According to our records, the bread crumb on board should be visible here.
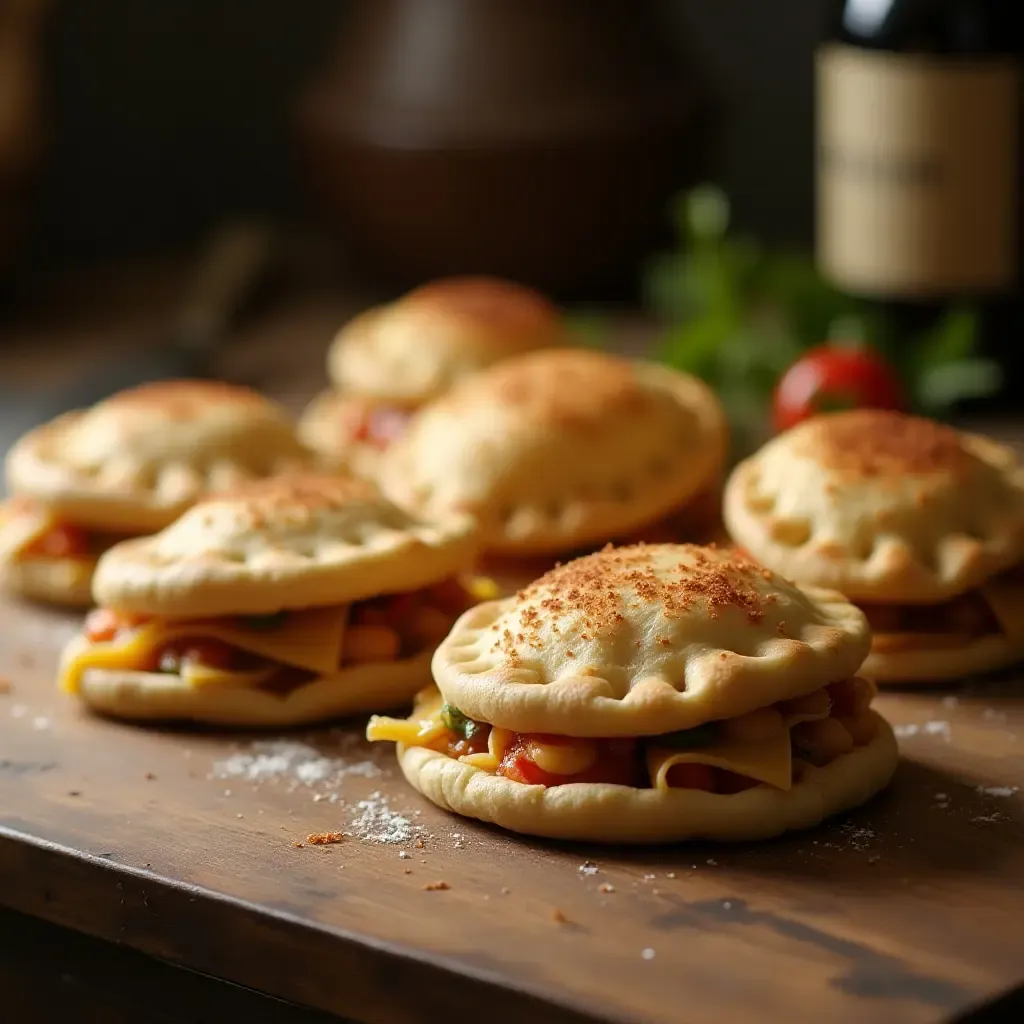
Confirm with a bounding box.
[306,831,346,846]
[0,677,12,695]
[423,880,450,891]
[551,908,570,924]
[599,883,616,894]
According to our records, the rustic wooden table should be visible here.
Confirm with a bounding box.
[1,264,1024,1024]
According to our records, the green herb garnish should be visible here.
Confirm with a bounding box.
[634,184,1001,453]
[241,611,289,631]
[440,703,482,741]
[654,722,720,751]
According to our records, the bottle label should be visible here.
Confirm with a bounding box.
[817,43,1019,297]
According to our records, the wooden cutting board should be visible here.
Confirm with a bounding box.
[2,586,1024,1024]
[2,267,1024,1022]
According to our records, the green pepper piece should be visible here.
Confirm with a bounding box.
[440,703,482,741]
[654,721,720,750]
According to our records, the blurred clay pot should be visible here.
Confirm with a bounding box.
[299,0,713,298]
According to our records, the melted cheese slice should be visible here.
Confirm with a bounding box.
[980,575,1024,638]
[179,606,350,674]
[60,605,349,693]
[367,686,449,746]
[647,708,793,791]
[179,660,278,689]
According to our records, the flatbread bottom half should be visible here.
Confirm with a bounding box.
[397,712,899,843]
[77,649,433,727]
[2,557,94,607]
[864,633,1023,684]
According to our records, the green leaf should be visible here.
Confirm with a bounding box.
[916,358,1003,412]
[913,306,980,372]
[675,184,730,246]
[440,703,482,741]
[657,312,734,377]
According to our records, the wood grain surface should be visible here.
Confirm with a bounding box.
[4,577,1024,1024]
[2,265,1024,1024]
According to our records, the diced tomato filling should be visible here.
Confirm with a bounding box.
[497,735,643,788]
[84,607,152,644]
[349,578,476,658]
[23,522,92,559]
[443,725,492,759]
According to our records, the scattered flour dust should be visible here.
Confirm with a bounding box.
[209,733,384,793]
[976,785,1019,798]
[837,822,878,851]
[346,791,422,844]
[209,734,431,846]
[894,721,951,742]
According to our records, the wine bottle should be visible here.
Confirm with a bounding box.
[816,0,1022,387]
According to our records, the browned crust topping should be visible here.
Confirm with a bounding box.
[808,410,970,478]
[403,276,559,334]
[102,380,273,419]
[208,474,380,522]
[494,544,775,662]
[484,350,649,427]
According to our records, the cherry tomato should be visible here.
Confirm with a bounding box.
[772,344,906,433]
[25,523,91,559]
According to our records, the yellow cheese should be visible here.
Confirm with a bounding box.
[466,575,501,602]
[0,500,56,561]
[980,575,1024,638]
[59,604,349,693]
[488,727,516,763]
[367,687,448,746]
[647,713,793,791]
[459,725,516,773]
[459,752,500,771]
[525,737,596,776]
[180,660,277,689]
[59,629,160,693]
[181,606,349,675]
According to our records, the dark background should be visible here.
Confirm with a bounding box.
[27,0,823,269]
